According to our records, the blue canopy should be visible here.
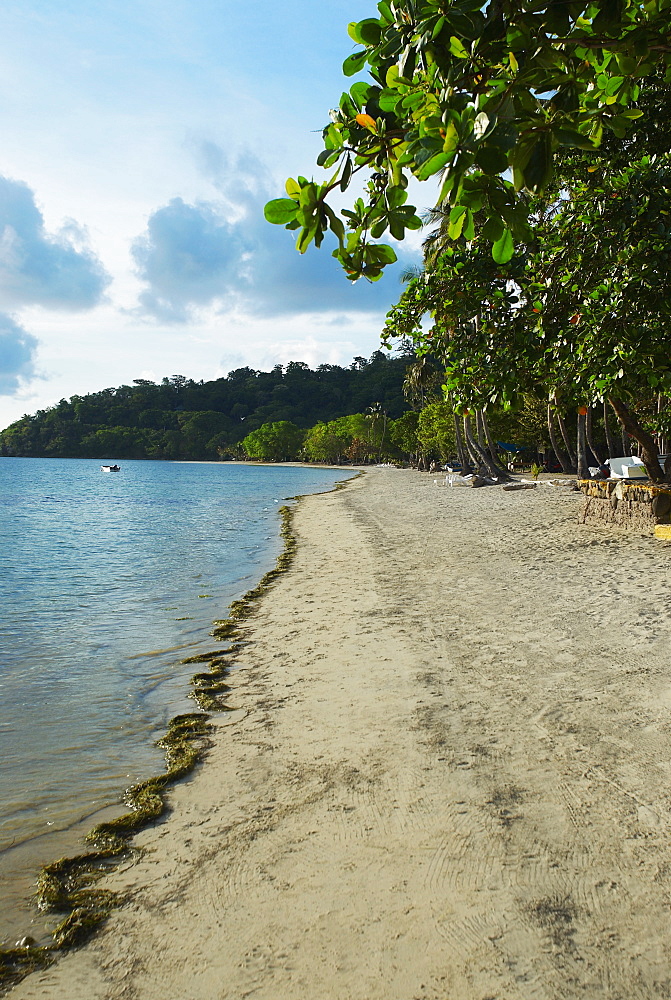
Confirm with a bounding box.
[496,441,525,453]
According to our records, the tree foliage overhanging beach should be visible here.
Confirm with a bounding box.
[264,0,671,481]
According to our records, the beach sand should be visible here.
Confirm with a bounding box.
[10,467,671,999]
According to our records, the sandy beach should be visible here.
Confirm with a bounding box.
[10,467,671,1000]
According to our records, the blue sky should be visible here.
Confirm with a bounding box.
[0,0,424,429]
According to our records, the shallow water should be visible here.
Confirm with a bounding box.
[0,458,351,943]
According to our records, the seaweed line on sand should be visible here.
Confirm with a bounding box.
[0,713,212,991]
[0,471,361,992]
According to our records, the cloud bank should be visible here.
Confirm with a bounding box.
[132,147,416,323]
[0,176,110,311]
[131,198,243,322]
[0,314,38,395]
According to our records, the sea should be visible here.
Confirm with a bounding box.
[0,457,352,944]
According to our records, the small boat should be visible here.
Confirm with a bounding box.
[100,464,121,472]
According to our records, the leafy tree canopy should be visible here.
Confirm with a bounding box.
[241,421,306,462]
[265,0,671,277]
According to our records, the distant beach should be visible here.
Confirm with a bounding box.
[10,467,671,1000]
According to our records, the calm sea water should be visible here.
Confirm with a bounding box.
[0,458,351,943]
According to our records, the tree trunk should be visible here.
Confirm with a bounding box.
[556,406,577,467]
[621,426,631,457]
[577,411,590,479]
[603,399,617,459]
[547,403,575,474]
[476,409,487,452]
[479,408,511,479]
[453,412,472,474]
[463,414,484,471]
[609,396,665,482]
[657,394,668,455]
[585,406,603,465]
[463,413,498,477]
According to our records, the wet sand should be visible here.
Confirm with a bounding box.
[10,468,671,999]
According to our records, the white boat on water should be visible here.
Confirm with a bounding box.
[100,464,121,472]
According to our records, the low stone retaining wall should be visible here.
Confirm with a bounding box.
[579,480,671,530]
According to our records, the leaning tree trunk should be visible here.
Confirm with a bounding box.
[577,411,590,479]
[603,400,617,459]
[476,410,489,455]
[463,413,501,478]
[479,408,511,479]
[585,406,603,465]
[557,407,577,468]
[453,412,473,474]
[547,403,575,474]
[609,396,665,482]
[463,414,485,471]
[657,394,669,455]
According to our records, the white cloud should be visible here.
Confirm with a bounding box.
[0,176,110,311]
[131,147,418,324]
[0,313,39,395]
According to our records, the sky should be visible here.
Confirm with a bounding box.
[0,0,427,429]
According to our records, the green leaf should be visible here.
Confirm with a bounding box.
[385,64,401,88]
[521,134,553,193]
[492,228,514,263]
[285,178,300,198]
[417,151,450,180]
[387,186,408,208]
[462,208,475,241]
[343,51,367,77]
[442,121,460,155]
[389,215,405,240]
[605,75,625,96]
[379,89,400,112]
[340,156,353,191]
[449,36,469,58]
[323,124,344,150]
[475,145,508,174]
[350,81,373,110]
[324,204,346,246]
[554,128,595,151]
[317,149,341,167]
[296,221,318,253]
[448,205,467,239]
[368,243,397,265]
[264,199,298,225]
[357,19,382,45]
[482,215,505,242]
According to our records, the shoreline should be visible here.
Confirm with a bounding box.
[9,468,671,999]
[0,463,356,968]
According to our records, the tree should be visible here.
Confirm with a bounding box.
[381,134,671,479]
[303,420,353,463]
[416,401,457,461]
[0,353,413,459]
[389,410,421,462]
[530,152,671,478]
[241,422,306,462]
[265,0,671,278]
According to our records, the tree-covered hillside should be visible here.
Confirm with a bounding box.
[0,352,410,460]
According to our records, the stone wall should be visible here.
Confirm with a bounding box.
[579,480,671,530]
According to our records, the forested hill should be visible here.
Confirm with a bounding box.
[0,352,410,460]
